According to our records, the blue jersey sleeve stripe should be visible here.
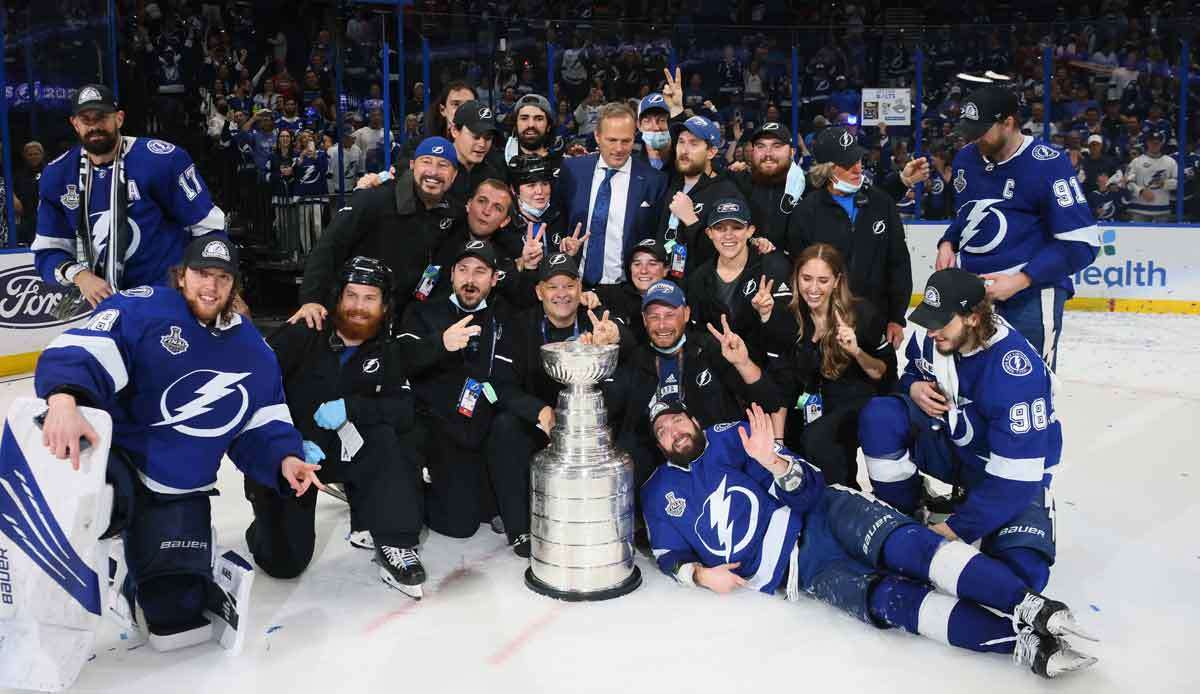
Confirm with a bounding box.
[44,334,129,392]
[985,453,1045,482]
[865,453,917,483]
[187,207,227,236]
[745,505,793,591]
[238,403,294,435]
[30,236,75,253]
[1052,224,1102,245]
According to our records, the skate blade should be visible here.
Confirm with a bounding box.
[379,567,423,600]
[1048,651,1099,678]
[1054,620,1100,643]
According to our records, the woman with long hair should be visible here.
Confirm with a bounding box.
[765,243,892,488]
[267,128,301,259]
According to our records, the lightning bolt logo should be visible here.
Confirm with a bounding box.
[957,198,1008,254]
[155,370,251,438]
[695,474,759,562]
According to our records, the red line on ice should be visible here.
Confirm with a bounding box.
[487,604,564,666]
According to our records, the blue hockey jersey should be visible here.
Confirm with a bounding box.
[32,137,226,289]
[641,423,823,594]
[942,136,1100,298]
[888,318,1061,543]
[34,287,304,495]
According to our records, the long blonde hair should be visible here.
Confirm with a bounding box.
[806,162,837,189]
[788,243,858,379]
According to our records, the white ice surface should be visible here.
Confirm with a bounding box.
[3,312,1199,693]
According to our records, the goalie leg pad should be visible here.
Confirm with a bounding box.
[122,489,213,633]
[0,397,114,691]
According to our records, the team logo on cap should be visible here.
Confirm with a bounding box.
[478,107,492,119]
[962,102,980,120]
[465,240,486,250]
[839,131,855,149]
[549,253,568,265]
[636,239,657,248]
[78,86,102,104]
[1001,350,1033,377]
[716,201,740,213]
[202,240,231,262]
[872,220,886,235]
[762,123,780,131]
[923,286,941,308]
[650,281,674,293]
[650,94,664,104]
[432,145,445,154]
[688,116,706,127]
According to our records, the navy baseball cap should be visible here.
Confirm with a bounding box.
[909,268,986,331]
[955,86,1019,141]
[453,100,499,135]
[453,239,499,269]
[812,126,867,167]
[671,114,723,148]
[642,279,686,310]
[414,136,458,166]
[707,197,751,227]
[648,397,689,426]
[72,84,118,116]
[538,252,581,282]
[629,238,668,269]
[750,121,793,144]
[183,237,239,276]
[638,93,669,119]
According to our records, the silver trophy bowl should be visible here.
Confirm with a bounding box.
[525,342,642,601]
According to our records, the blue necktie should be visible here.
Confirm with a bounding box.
[583,167,617,285]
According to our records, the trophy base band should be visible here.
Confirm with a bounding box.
[524,566,642,602]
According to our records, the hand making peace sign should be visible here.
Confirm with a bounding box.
[706,314,751,367]
[750,274,775,323]
[559,222,590,257]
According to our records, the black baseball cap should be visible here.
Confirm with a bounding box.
[955,86,1019,141]
[811,126,867,167]
[453,239,499,269]
[453,100,499,135]
[707,197,752,227]
[538,252,580,282]
[908,268,986,331]
[72,84,118,116]
[628,238,668,269]
[648,398,689,426]
[182,237,239,276]
[750,122,793,144]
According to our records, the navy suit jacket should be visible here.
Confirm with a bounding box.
[559,153,668,282]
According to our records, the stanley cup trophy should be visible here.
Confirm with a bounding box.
[525,341,642,600]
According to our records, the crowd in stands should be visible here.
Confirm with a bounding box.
[3,0,1199,252]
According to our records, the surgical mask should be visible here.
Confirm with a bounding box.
[651,332,686,355]
[642,130,670,150]
[832,172,863,195]
[519,199,548,219]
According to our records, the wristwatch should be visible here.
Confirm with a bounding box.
[774,459,805,493]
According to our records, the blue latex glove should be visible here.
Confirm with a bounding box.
[314,399,347,430]
[302,440,326,465]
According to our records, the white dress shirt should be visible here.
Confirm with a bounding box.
[583,155,632,284]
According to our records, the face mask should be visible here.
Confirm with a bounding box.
[651,332,686,355]
[519,199,548,219]
[832,172,863,195]
[642,130,670,150]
